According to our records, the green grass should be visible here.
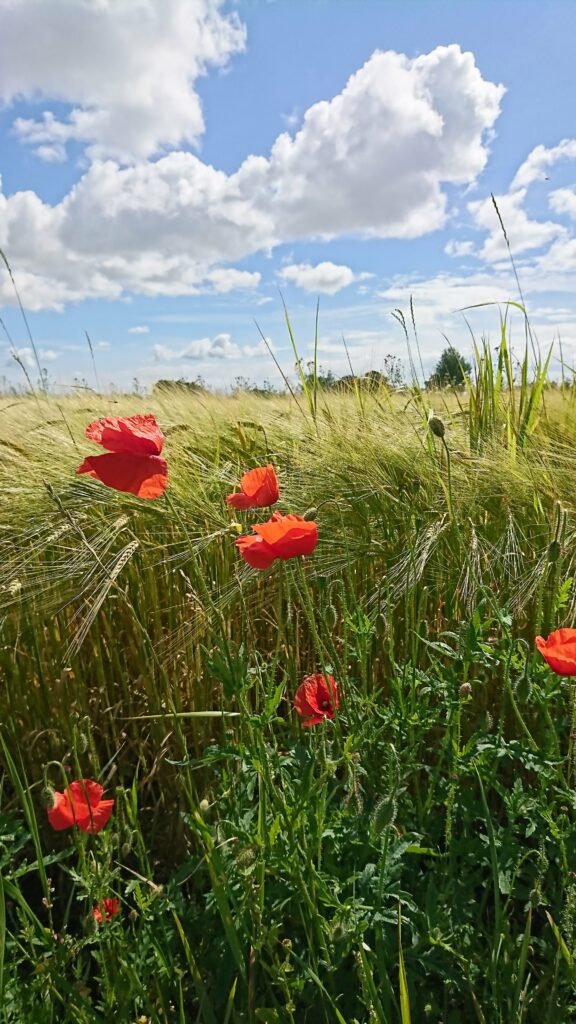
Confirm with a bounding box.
[2,347,576,1021]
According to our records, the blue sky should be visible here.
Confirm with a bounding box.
[2,0,576,390]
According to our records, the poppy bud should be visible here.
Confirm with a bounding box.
[370,794,397,838]
[324,604,338,630]
[199,799,210,813]
[548,540,561,563]
[459,682,472,698]
[121,841,132,858]
[515,673,531,701]
[41,786,55,808]
[428,416,446,439]
[302,507,318,521]
[75,733,89,755]
[374,613,386,638]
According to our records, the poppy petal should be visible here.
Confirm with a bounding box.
[76,799,115,834]
[68,780,104,808]
[294,674,339,726]
[226,492,254,510]
[86,415,164,455]
[253,513,318,558]
[77,453,168,499]
[47,792,75,831]
[536,630,576,675]
[235,534,276,569]
[240,465,279,505]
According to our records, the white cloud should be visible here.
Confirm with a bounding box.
[7,347,35,369]
[128,325,150,335]
[511,139,576,190]
[2,0,246,162]
[0,44,504,308]
[279,261,358,295]
[469,190,566,261]
[243,44,504,242]
[445,240,476,257]
[153,333,240,360]
[549,187,576,220]
[5,345,62,370]
[206,268,261,292]
[243,338,275,357]
[380,271,515,324]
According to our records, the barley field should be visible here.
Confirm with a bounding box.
[2,341,576,1022]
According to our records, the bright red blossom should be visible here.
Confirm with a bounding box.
[535,628,576,676]
[227,465,279,510]
[235,511,318,569]
[235,533,277,569]
[93,897,120,924]
[294,674,340,727]
[47,779,115,834]
[77,415,168,499]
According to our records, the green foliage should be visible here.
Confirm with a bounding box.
[2,326,576,1019]
[429,346,472,387]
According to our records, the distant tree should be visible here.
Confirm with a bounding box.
[428,346,472,388]
[231,376,279,396]
[382,354,405,388]
[301,363,340,391]
[153,377,207,395]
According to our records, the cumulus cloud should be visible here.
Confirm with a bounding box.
[445,240,476,258]
[279,262,358,294]
[0,43,504,308]
[549,187,576,220]
[469,190,566,261]
[511,139,576,190]
[6,345,61,367]
[243,338,275,357]
[206,268,261,292]
[241,44,504,243]
[2,0,246,162]
[153,333,240,360]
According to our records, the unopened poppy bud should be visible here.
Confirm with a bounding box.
[374,613,386,638]
[459,682,472,698]
[324,604,338,629]
[548,540,562,563]
[41,786,55,808]
[130,910,139,923]
[302,507,317,521]
[199,799,210,813]
[428,416,445,439]
[76,733,88,755]
[121,841,132,858]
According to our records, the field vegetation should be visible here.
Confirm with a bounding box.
[1,319,576,1021]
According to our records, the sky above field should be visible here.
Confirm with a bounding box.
[2,0,576,390]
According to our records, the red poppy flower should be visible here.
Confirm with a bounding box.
[235,533,277,569]
[535,629,576,676]
[227,465,279,510]
[253,512,318,559]
[47,779,115,834]
[77,414,168,499]
[235,511,318,570]
[294,674,340,727]
[93,897,120,924]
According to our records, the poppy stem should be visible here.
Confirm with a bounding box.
[568,678,576,786]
